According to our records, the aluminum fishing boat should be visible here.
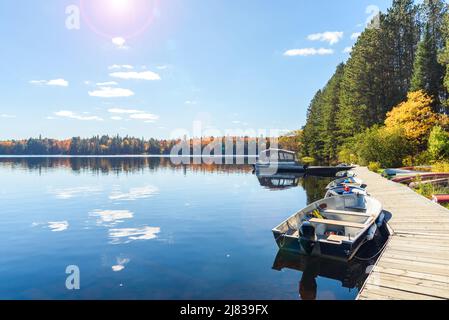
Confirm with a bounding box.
[272,194,384,261]
[325,176,365,190]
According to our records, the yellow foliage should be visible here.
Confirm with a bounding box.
[432,161,449,173]
[301,157,315,164]
[385,91,438,144]
[278,130,303,152]
[368,162,381,172]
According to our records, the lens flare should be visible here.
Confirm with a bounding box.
[80,0,159,39]
[110,0,131,12]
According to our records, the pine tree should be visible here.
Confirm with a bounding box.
[321,64,345,162]
[301,90,325,160]
[438,12,449,103]
[410,0,447,111]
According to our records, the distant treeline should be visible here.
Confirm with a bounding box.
[301,0,449,166]
[0,135,276,155]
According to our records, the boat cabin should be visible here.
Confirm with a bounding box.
[259,149,298,163]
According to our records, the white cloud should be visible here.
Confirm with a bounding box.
[90,209,134,226]
[108,108,143,114]
[343,47,353,54]
[156,65,168,70]
[0,114,16,118]
[54,110,103,121]
[109,185,159,201]
[284,48,334,57]
[112,258,130,272]
[48,221,69,232]
[112,37,129,50]
[30,78,69,87]
[96,81,118,86]
[111,116,123,121]
[307,31,343,45]
[109,226,161,244]
[129,113,160,122]
[351,32,361,40]
[88,87,135,98]
[109,71,161,81]
[108,64,134,70]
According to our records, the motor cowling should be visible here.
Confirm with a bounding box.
[299,221,317,255]
[300,221,316,240]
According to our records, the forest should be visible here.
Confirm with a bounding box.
[0,135,271,156]
[300,0,449,168]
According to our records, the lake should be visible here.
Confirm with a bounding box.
[0,157,377,300]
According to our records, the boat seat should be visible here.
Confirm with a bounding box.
[309,218,368,229]
[326,234,350,243]
[321,209,371,217]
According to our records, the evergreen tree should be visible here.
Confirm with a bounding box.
[438,12,449,101]
[411,0,447,110]
[321,64,345,162]
[301,90,325,160]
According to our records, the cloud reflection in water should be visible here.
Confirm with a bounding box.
[48,221,69,232]
[90,209,134,226]
[109,226,160,244]
[109,185,159,201]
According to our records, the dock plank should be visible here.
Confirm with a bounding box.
[354,167,449,300]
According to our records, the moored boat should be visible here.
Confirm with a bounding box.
[336,170,357,178]
[392,172,449,184]
[305,165,355,177]
[324,185,367,198]
[432,194,449,204]
[325,176,365,190]
[254,149,305,174]
[272,194,384,261]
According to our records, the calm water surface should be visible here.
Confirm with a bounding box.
[0,157,373,300]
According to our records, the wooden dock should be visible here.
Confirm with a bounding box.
[353,167,449,300]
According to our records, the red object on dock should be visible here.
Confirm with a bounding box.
[432,194,449,204]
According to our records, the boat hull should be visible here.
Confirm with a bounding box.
[254,162,306,174]
[273,227,372,261]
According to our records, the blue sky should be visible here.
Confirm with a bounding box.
[0,0,393,140]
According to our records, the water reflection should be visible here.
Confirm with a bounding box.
[255,171,333,203]
[108,226,161,244]
[89,209,134,226]
[299,175,334,203]
[256,173,303,190]
[47,221,69,232]
[272,251,370,300]
[109,185,159,201]
[0,156,253,175]
[272,223,389,300]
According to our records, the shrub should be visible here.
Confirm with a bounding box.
[337,147,357,164]
[352,126,412,168]
[301,157,315,164]
[368,162,381,172]
[432,161,449,173]
[428,126,449,160]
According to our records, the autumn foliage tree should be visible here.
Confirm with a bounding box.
[384,90,439,147]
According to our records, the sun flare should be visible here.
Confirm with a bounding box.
[80,0,158,39]
[110,0,131,12]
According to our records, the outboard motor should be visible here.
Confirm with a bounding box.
[299,221,317,255]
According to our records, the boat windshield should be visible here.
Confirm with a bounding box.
[260,149,297,162]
